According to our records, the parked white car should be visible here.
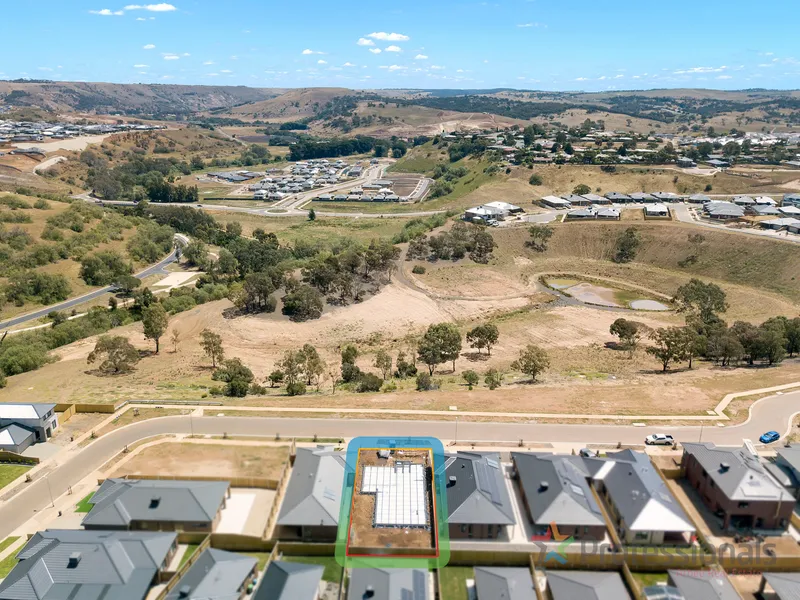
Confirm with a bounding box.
[645,433,675,446]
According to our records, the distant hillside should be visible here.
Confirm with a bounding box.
[0,81,284,116]
[227,87,361,120]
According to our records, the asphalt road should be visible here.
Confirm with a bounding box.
[0,389,797,540]
[0,234,188,331]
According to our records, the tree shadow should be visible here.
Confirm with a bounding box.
[221,307,246,320]
[604,341,623,351]
[462,351,490,363]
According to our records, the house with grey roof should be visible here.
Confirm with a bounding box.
[0,403,58,444]
[758,572,800,599]
[275,446,345,541]
[0,529,177,600]
[512,453,607,541]
[564,194,592,206]
[783,193,800,208]
[255,561,324,600]
[347,568,430,600]
[82,478,230,532]
[445,452,515,539]
[749,205,781,216]
[773,445,800,499]
[629,192,656,202]
[546,570,632,600]
[581,193,610,204]
[474,567,536,600]
[165,548,256,600]
[687,194,711,204]
[665,569,740,600]
[682,442,794,531]
[760,217,800,231]
[703,202,744,219]
[605,192,632,202]
[595,450,695,545]
[0,423,36,454]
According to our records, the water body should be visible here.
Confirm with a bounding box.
[630,299,670,311]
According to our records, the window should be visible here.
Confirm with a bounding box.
[460,524,467,533]
[738,502,749,509]
[635,532,649,541]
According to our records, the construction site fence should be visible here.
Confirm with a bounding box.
[115,473,280,489]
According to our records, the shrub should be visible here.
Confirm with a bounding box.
[249,383,267,395]
[286,381,307,396]
[416,372,436,391]
[528,174,543,185]
[209,386,224,396]
[382,380,397,393]
[411,265,426,274]
[705,183,713,192]
[357,373,383,393]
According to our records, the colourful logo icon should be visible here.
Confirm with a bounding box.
[531,524,573,564]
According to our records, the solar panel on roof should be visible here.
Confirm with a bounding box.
[486,458,499,469]
[323,488,336,501]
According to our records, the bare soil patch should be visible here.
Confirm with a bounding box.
[111,442,290,480]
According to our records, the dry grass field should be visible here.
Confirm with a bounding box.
[112,441,290,479]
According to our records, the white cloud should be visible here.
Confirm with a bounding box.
[342,62,356,67]
[182,53,190,56]
[380,65,406,71]
[614,74,624,79]
[134,64,149,68]
[367,32,409,42]
[757,63,774,68]
[385,45,401,52]
[220,69,232,73]
[124,3,176,11]
[161,75,173,79]
[136,17,146,20]
[317,59,327,64]
[38,67,53,72]
[575,77,588,81]
[717,75,733,79]
[203,60,215,65]
[163,53,180,60]
[143,44,156,49]
[89,8,124,15]
[673,65,727,75]
[430,65,445,70]
[369,48,382,54]
[302,49,324,55]
[415,54,428,60]
[597,75,607,80]
[206,73,219,77]
[357,38,375,46]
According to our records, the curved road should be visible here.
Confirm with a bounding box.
[0,389,797,540]
[0,234,189,331]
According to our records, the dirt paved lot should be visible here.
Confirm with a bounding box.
[349,449,436,551]
[111,442,290,480]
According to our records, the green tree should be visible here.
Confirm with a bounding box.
[142,303,168,353]
[470,230,496,264]
[707,330,744,366]
[609,318,644,357]
[282,285,324,322]
[529,174,543,185]
[374,350,393,380]
[113,274,141,295]
[678,326,701,369]
[87,335,140,374]
[484,368,504,390]
[308,208,317,221]
[673,279,728,327]
[268,370,284,387]
[573,184,591,195]
[341,344,361,383]
[526,224,554,252]
[183,240,209,268]
[200,328,224,368]
[216,248,239,278]
[298,343,326,387]
[395,351,417,379]
[213,358,254,397]
[462,369,479,390]
[416,372,434,391]
[417,323,462,374]
[731,321,761,365]
[466,323,500,355]
[278,349,304,387]
[785,318,800,357]
[758,325,787,365]
[512,344,550,382]
[614,227,640,263]
[646,327,685,372]
[80,250,133,286]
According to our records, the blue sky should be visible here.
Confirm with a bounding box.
[3,0,800,91]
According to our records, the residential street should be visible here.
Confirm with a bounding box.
[0,388,797,540]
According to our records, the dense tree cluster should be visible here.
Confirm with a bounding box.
[407,222,495,264]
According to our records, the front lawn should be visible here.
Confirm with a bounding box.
[439,567,474,600]
[75,492,95,513]
[0,465,30,490]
